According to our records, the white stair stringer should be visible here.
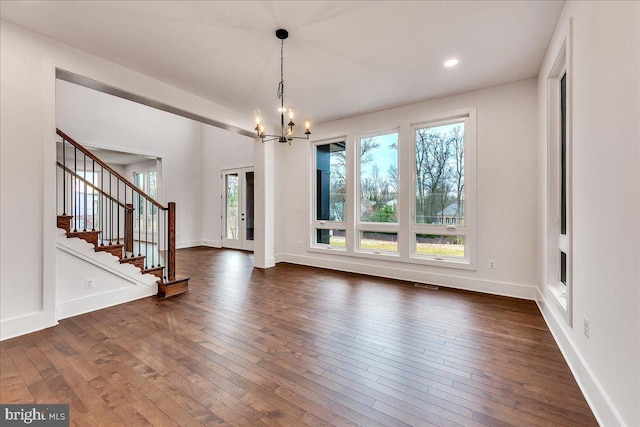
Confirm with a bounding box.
[55,228,158,320]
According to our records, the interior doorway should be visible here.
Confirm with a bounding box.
[221,167,254,251]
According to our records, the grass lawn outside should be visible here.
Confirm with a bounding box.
[329,236,464,257]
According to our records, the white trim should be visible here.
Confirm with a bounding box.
[279,252,537,300]
[0,312,48,341]
[43,59,58,329]
[57,282,156,320]
[176,240,203,249]
[57,233,157,287]
[536,289,625,427]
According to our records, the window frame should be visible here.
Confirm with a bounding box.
[410,109,477,269]
[546,29,573,326]
[308,108,477,271]
[311,137,349,252]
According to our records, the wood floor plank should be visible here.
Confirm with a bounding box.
[0,247,598,426]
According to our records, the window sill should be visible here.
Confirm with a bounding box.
[308,246,475,270]
[548,283,567,311]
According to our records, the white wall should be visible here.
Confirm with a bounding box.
[201,125,254,247]
[275,79,539,298]
[0,19,253,339]
[537,2,640,426]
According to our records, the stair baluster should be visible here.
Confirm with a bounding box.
[151,201,155,268]
[116,177,120,245]
[62,138,67,216]
[138,192,142,257]
[83,152,87,231]
[73,146,77,232]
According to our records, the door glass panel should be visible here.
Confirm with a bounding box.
[245,171,254,241]
[225,174,239,239]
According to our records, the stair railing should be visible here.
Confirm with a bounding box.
[56,129,176,282]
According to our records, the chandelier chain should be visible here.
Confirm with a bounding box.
[277,39,284,100]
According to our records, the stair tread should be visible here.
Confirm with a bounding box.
[121,255,146,261]
[97,243,125,249]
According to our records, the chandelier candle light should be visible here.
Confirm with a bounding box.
[254,29,311,145]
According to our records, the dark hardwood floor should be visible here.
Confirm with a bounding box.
[1,247,597,426]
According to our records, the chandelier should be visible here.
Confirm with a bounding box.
[254,29,311,145]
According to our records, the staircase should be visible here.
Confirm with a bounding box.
[56,129,189,298]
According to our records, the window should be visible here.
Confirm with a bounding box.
[359,132,398,223]
[313,140,347,250]
[133,169,158,232]
[73,170,100,231]
[310,109,475,269]
[357,131,399,254]
[546,29,572,324]
[412,115,475,266]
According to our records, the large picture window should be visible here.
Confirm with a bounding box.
[357,131,399,255]
[310,108,475,269]
[314,140,347,249]
[412,115,474,265]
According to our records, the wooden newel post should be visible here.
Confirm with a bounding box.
[125,204,133,253]
[168,202,176,281]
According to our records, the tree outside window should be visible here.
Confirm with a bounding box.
[415,122,465,226]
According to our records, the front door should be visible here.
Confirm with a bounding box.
[221,168,254,251]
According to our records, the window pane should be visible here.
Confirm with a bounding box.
[149,171,158,215]
[359,231,398,253]
[225,174,239,239]
[315,229,346,248]
[560,73,567,235]
[134,172,145,213]
[316,142,346,221]
[415,122,465,225]
[245,171,254,241]
[360,133,398,222]
[560,251,567,285]
[415,234,465,258]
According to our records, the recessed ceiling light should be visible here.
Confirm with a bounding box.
[444,59,459,68]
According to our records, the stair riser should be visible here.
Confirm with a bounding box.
[57,216,72,234]
[121,258,145,269]
[158,278,189,298]
[95,245,124,259]
[67,231,101,247]
[143,267,164,279]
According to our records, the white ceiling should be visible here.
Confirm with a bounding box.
[0,1,563,126]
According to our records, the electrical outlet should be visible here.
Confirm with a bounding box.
[85,277,96,289]
[583,317,589,339]
[488,259,496,269]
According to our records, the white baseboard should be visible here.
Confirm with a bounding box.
[57,282,157,320]
[0,312,48,341]
[177,240,203,249]
[536,289,624,427]
[201,240,222,248]
[277,253,537,300]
